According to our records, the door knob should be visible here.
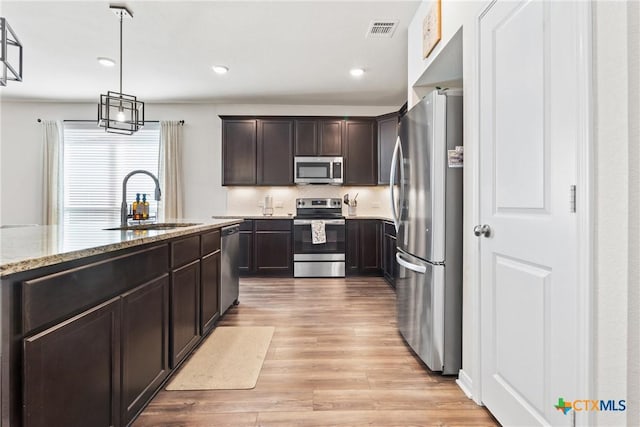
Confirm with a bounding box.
[473,224,491,237]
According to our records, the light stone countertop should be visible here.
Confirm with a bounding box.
[0,218,242,277]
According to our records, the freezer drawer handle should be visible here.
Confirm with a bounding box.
[396,252,427,274]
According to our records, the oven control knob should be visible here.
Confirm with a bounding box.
[299,201,305,206]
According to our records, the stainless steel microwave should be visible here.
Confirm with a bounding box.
[294,156,343,185]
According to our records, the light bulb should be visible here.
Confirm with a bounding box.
[116,109,126,122]
[350,68,365,77]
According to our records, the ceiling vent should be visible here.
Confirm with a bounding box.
[366,20,398,38]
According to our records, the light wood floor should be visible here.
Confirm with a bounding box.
[134,277,498,427]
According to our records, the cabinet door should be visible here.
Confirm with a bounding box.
[222,119,257,185]
[318,120,343,156]
[345,220,360,276]
[121,275,169,424]
[294,120,318,155]
[171,260,200,367]
[239,231,254,275]
[383,234,397,287]
[377,113,399,185]
[257,119,294,185]
[344,120,377,185]
[255,231,292,275]
[23,298,121,427]
[201,251,221,334]
[359,220,382,274]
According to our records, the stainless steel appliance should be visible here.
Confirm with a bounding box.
[293,198,345,277]
[294,156,343,185]
[220,224,240,315]
[390,89,463,374]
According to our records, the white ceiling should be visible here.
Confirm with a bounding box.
[0,1,420,105]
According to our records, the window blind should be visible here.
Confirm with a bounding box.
[63,122,160,241]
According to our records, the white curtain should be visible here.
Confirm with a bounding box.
[42,120,63,225]
[159,121,184,220]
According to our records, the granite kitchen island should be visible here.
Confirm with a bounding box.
[0,218,241,427]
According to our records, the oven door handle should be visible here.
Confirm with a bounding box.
[294,219,345,225]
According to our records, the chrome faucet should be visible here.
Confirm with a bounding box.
[121,170,162,226]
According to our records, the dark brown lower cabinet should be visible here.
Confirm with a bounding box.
[240,219,292,276]
[346,219,382,276]
[171,260,201,367]
[382,224,398,287]
[200,251,221,335]
[346,220,360,275]
[23,297,122,427]
[359,220,382,274]
[239,220,255,275]
[255,231,292,275]
[121,275,170,425]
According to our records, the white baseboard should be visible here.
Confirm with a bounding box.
[456,369,474,399]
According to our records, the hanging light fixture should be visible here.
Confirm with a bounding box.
[98,5,144,135]
[0,17,23,87]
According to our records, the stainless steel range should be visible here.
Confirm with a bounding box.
[293,198,345,278]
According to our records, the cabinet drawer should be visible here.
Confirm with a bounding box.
[22,244,169,334]
[171,235,200,268]
[201,230,221,255]
[239,220,254,232]
[255,219,291,232]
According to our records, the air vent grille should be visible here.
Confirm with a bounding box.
[366,20,398,38]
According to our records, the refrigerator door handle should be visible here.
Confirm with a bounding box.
[396,252,427,274]
[389,136,402,232]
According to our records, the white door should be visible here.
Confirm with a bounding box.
[479,1,584,425]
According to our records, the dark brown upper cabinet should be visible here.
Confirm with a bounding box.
[222,119,257,185]
[294,120,318,156]
[319,120,343,156]
[257,119,294,185]
[295,119,342,156]
[343,119,377,185]
[377,112,399,185]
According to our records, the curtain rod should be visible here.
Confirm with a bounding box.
[37,119,185,125]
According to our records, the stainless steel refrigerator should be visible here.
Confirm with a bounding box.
[390,89,463,374]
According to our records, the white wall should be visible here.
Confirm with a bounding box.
[0,101,396,225]
[626,1,639,425]
[594,2,635,424]
[407,1,488,106]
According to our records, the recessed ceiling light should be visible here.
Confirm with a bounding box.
[350,68,365,77]
[97,57,115,67]
[212,65,229,74]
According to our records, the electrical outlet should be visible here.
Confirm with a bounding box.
[258,201,264,207]
[372,202,380,208]
[275,201,283,208]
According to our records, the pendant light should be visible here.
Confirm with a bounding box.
[98,5,144,135]
[0,17,23,86]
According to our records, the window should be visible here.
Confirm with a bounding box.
[63,122,160,237]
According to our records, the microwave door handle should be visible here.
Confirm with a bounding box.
[390,136,401,232]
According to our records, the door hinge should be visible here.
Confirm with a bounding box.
[570,185,576,213]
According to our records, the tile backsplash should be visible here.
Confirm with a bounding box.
[226,186,392,218]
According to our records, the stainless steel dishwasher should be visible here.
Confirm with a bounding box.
[220,224,240,315]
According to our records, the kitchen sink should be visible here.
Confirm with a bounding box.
[104,222,202,231]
